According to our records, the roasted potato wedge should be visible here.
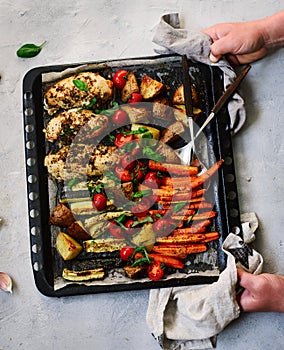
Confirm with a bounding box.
[49,203,75,227]
[121,71,139,102]
[56,232,83,260]
[172,85,199,106]
[140,74,165,100]
[66,221,91,240]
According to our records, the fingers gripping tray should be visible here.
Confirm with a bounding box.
[23,55,242,296]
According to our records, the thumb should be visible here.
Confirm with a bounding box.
[237,268,255,289]
[210,34,236,57]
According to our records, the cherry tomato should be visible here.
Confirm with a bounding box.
[147,262,164,281]
[134,168,144,181]
[143,171,160,189]
[120,246,135,261]
[109,220,125,239]
[111,110,130,126]
[131,197,151,217]
[120,155,136,170]
[128,92,143,104]
[114,133,133,148]
[113,70,128,90]
[124,219,139,235]
[115,167,132,182]
[92,193,107,211]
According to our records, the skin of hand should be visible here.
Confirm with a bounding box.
[202,11,284,65]
[237,268,284,313]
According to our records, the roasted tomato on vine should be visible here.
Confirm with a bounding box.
[115,167,132,182]
[124,219,139,235]
[92,193,107,211]
[128,92,143,104]
[120,246,135,261]
[131,197,152,217]
[109,220,125,239]
[120,154,136,170]
[112,69,128,90]
[111,109,130,126]
[147,262,164,281]
[143,171,160,188]
[114,132,133,148]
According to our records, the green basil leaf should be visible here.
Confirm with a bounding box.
[86,97,97,109]
[67,178,80,189]
[132,189,152,199]
[17,41,47,58]
[173,202,187,212]
[186,215,194,224]
[142,146,165,162]
[131,216,153,227]
[73,79,89,92]
[141,132,153,139]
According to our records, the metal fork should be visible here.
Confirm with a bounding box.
[178,60,251,166]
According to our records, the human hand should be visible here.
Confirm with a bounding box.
[237,268,284,313]
[202,11,284,66]
[202,21,267,66]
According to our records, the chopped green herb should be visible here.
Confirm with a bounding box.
[173,202,187,212]
[67,178,80,189]
[86,97,97,109]
[132,189,153,199]
[131,216,153,227]
[186,215,194,224]
[123,127,148,136]
[142,146,165,162]
[73,79,89,92]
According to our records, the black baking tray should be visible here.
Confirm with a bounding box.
[23,54,242,297]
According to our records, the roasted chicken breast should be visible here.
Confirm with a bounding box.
[44,72,113,115]
[45,144,121,181]
[44,109,109,144]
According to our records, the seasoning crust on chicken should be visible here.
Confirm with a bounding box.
[44,72,113,115]
[44,109,109,144]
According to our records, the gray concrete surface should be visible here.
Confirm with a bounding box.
[0,1,283,349]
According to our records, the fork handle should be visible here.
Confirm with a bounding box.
[211,64,251,115]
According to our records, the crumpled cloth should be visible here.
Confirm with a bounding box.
[152,13,246,134]
[146,213,263,350]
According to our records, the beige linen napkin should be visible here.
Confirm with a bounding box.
[146,213,263,350]
[152,13,246,134]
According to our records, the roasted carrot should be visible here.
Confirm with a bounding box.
[190,159,224,188]
[151,243,207,257]
[172,226,206,235]
[151,245,188,259]
[172,220,212,235]
[148,253,184,269]
[157,196,206,204]
[185,244,207,254]
[158,188,206,200]
[190,211,216,220]
[187,202,212,209]
[200,231,220,243]
[149,209,196,217]
[156,232,219,244]
[160,176,198,187]
[148,160,199,176]
[156,233,206,244]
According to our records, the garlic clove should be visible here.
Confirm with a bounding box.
[0,272,13,294]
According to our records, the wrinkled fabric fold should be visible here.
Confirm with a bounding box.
[147,213,263,350]
[152,13,246,134]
